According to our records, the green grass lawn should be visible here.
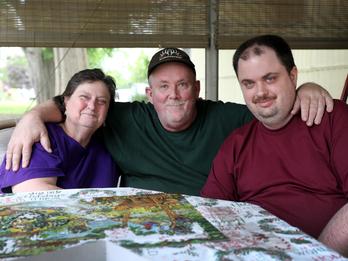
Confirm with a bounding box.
[0,101,36,115]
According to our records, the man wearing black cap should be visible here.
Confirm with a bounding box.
[5,47,333,196]
[145,48,201,132]
[147,48,196,77]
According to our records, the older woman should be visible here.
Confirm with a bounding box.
[0,68,119,192]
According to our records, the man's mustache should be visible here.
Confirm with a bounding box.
[252,95,276,104]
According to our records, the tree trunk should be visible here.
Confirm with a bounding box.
[23,48,55,104]
[53,48,88,95]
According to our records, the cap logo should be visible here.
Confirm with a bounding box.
[159,48,183,61]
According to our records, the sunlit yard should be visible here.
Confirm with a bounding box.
[0,101,36,118]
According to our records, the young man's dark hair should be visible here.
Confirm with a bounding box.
[233,35,295,76]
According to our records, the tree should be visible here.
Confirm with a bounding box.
[23,48,55,104]
[53,48,88,95]
[6,61,30,90]
[87,48,114,68]
[23,47,150,103]
[128,50,149,102]
[129,51,149,84]
[23,48,89,103]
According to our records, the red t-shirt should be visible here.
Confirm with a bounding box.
[201,100,348,238]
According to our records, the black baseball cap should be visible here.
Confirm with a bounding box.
[147,48,196,78]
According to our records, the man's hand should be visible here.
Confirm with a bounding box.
[6,112,51,171]
[291,82,333,126]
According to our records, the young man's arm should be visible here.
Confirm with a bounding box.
[201,136,237,200]
[6,100,62,171]
[319,203,348,257]
[318,100,348,257]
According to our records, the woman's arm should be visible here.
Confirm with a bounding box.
[12,177,60,192]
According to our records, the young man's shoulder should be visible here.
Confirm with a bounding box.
[332,99,348,112]
[315,99,348,125]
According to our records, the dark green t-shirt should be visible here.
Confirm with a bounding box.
[104,99,253,196]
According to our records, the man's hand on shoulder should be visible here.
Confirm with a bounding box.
[292,82,333,126]
[6,111,51,171]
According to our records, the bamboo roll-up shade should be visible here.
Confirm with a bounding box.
[217,0,348,49]
[1,0,347,49]
[0,0,209,48]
